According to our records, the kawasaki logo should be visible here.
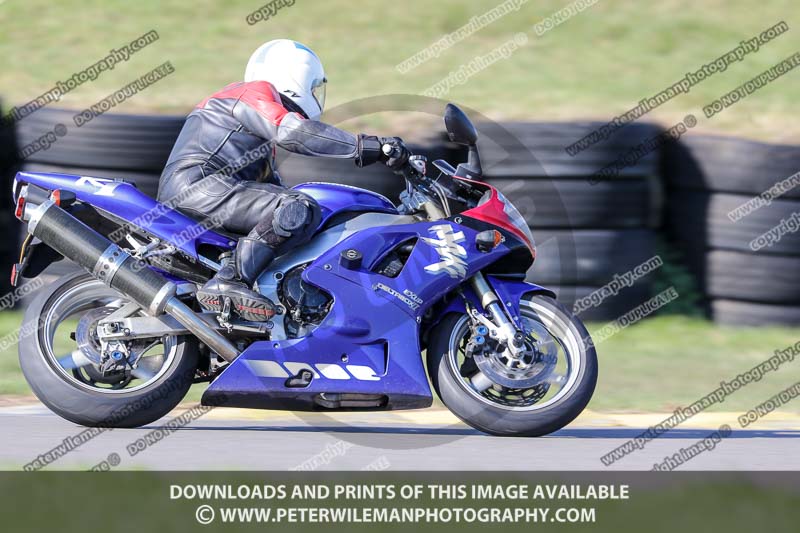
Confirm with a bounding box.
[422,224,468,279]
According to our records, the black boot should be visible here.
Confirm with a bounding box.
[197,238,277,321]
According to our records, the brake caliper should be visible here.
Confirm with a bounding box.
[100,340,132,374]
[464,323,491,358]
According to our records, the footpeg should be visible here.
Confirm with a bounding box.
[217,297,234,332]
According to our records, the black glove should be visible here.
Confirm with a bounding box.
[356,135,410,170]
[355,134,383,167]
[378,136,410,170]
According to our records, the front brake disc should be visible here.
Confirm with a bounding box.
[472,320,558,389]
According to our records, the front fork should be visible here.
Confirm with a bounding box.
[468,272,527,359]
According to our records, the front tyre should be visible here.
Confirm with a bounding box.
[427,294,597,437]
[19,272,198,428]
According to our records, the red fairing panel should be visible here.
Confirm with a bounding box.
[457,177,535,253]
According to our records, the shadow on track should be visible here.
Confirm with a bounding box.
[141,423,800,440]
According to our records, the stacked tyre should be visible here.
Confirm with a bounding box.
[663,134,800,326]
[15,107,183,197]
[475,121,664,321]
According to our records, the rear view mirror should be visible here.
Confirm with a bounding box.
[444,103,478,146]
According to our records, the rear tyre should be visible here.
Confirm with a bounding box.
[427,294,597,437]
[18,271,199,428]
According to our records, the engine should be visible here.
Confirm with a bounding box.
[278,264,333,338]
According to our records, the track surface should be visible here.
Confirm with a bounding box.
[1,404,798,470]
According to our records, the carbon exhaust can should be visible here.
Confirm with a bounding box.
[28,200,176,315]
[26,199,240,362]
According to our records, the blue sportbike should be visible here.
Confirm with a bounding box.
[12,104,597,436]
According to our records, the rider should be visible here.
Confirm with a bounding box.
[158,39,410,321]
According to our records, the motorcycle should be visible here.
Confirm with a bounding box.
[12,104,597,436]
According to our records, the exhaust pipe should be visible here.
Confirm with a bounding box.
[27,200,240,362]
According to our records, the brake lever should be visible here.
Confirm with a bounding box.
[407,154,426,175]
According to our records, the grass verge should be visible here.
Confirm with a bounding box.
[1,0,799,141]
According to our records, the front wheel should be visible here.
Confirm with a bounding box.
[427,294,597,437]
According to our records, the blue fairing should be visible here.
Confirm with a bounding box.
[292,182,398,226]
[202,219,554,410]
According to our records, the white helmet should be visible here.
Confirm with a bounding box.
[244,39,326,121]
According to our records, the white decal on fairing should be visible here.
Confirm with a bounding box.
[244,360,381,381]
[421,223,468,279]
[77,176,123,196]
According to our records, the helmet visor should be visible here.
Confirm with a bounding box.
[311,77,326,113]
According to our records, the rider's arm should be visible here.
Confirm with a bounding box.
[229,82,383,166]
[276,113,376,162]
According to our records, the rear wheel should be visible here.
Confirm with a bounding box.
[427,294,597,436]
[19,271,198,428]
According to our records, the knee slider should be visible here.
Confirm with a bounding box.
[273,194,319,238]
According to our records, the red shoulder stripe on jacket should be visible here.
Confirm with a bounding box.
[196,81,290,125]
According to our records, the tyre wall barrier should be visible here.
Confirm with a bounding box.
[663,134,800,326]
[472,121,663,321]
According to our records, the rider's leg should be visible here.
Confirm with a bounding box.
[162,169,299,321]
[194,186,321,321]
